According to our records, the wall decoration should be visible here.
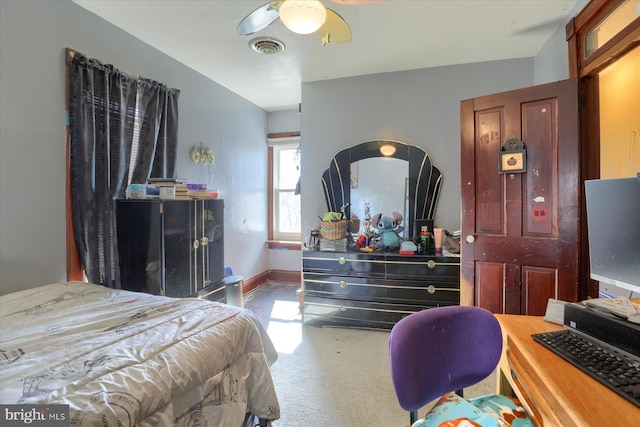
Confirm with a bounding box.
[499,138,526,173]
[190,142,215,165]
[531,206,549,221]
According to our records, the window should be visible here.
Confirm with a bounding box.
[270,141,301,241]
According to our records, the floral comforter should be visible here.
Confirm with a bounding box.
[0,282,280,426]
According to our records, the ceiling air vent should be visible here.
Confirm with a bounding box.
[250,37,286,55]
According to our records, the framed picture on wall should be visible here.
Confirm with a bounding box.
[499,151,526,173]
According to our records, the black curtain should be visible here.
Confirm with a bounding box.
[68,51,180,287]
[130,78,180,183]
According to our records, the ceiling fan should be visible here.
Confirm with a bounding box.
[237,0,379,46]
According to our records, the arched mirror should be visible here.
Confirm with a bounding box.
[321,140,442,239]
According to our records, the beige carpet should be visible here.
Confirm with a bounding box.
[244,283,496,427]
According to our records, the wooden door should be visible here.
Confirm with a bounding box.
[460,79,580,315]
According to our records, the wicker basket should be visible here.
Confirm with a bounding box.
[320,220,347,240]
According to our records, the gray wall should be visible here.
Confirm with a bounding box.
[0,0,269,295]
[268,110,300,135]
[266,109,302,272]
[534,0,589,85]
[300,60,534,236]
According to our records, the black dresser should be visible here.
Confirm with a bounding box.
[116,199,225,301]
[302,250,460,329]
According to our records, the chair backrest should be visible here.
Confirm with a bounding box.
[388,305,503,411]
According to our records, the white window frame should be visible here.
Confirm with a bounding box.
[269,138,301,241]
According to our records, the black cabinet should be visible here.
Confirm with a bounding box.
[302,250,460,329]
[116,199,225,300]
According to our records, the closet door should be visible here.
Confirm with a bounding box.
[460,79,580,315]
[116,199,162,295]
[201,199,225,289]
[162,200,195,297]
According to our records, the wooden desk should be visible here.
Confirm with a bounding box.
[495,314,639,426]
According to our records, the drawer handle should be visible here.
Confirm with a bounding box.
[427,260,436,269]
[339,257,346,265]
[339,280,347,288]
[427,285,436,294]
[340,305,347,312]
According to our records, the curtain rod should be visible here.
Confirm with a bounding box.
[65,47,179,93]
[66,47,83,59]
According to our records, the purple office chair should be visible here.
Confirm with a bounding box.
[389,306,532,426]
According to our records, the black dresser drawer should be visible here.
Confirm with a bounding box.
[385,278,460,305]
[385,255,460,281]
[303,275,386,302]
[303,252,385,278]
[303,297,387,329]
[301,250,461,330]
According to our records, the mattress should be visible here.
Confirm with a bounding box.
[0,282,280,426]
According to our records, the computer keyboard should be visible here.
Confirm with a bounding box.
[531,329,640,407]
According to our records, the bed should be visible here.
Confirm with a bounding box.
[0,281,280,426]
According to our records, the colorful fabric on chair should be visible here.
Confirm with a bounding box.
[389,307,535,427]
[412,392,533,427]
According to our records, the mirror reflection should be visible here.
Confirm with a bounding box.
[350,157,408,237]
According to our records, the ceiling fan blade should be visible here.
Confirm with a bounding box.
[318,8,352,45]
[510,17,564,36]
[330,0,384,4]
[237,1,281,36]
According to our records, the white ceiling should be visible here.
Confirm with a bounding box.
[73,0,579,112]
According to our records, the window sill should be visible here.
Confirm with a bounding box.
[267,240,302,250]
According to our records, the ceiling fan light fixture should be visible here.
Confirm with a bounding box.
[279,0,327,35]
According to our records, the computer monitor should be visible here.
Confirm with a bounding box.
[585,177,640,296]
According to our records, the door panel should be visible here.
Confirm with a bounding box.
[523,100,558,237]
[203,199,225,289]
[116,200,162,295]
[476,110,505,235]
[522,266,557,315]
[163,201,195,298]
[461,79,580,314]
[475,262,504,313]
